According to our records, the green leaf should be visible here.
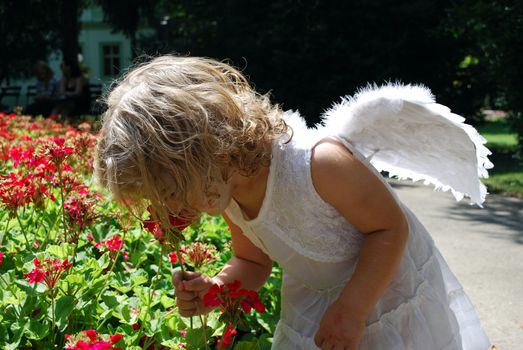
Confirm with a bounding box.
[130,270,149,287]
[160,294,176,308]
[102,294,119,308]
[46,243,75,259]
[54,295,76,332]
[64,273,84,285]
[161,339,186,349]
[97,253,111,270]
[7,320,26,349]
[234,334,272,350]
[255,312,278,334]
[185,326,213,350]
[24,319,50,340]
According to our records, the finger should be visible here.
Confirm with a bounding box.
[314,332,323,348]
[175,290,197,301]
[176,297,199,309]
[178,306,196,317]
[180,271,202,281]
[172,270,185,288]
[320,340,334,350]
[182,276,212,292]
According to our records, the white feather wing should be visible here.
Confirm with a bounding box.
[319,84,493,206]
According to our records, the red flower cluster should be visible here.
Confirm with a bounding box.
[91,234,128,260]
[204,280,265,315]
[203,280,265,348]
[217,324,237,349]
[143,213,192,246]
[24,257,72,289]
[46,137,74,166]
[94,234,124,252]
[168,251,184,265]
[64,190,100,234]
[0,171,55,212]
[64,329,124,350]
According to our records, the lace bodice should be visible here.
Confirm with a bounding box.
[225,129,365,266]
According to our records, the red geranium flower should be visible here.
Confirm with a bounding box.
[217,324,237,349]
[203,280,265,318]
[64,330,124,350]
[143,211,192,247]
[24,257,72,289]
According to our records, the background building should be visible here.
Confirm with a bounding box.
[3,6,132,111]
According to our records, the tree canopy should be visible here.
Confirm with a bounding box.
[0,0,62,84]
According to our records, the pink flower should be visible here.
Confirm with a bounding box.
[0,251,4,266]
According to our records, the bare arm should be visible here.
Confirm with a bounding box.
[214,213,273,290]
[311,139,408,349]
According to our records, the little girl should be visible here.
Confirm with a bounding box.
[94,56,492,350]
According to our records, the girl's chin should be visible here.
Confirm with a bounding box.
[202,207,224,216]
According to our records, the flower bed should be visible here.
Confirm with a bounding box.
[0,113,280,349]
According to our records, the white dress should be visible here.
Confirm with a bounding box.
[224,125,491,349]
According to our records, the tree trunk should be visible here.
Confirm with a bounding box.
[60,0,81,63]
[131,31,138,60]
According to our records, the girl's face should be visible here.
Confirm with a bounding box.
[165,179,233,217]
[191,179,232,216]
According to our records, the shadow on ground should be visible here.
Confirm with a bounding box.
[444,196,523,245]
[390,180,523,245]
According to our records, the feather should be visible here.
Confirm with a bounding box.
[316,83,493,206]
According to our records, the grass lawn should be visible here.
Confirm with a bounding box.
[477,120,523,198]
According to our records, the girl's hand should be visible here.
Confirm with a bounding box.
[314,299,366,350]
[172,270,220,316]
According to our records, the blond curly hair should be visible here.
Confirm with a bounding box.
[94,55,290,222]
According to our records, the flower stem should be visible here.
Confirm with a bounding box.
[147,245,165,311]
[175,245,193,330]
[0,216,10,246]
[56,163,68,240]
[94,231,127,311]
[0,273,17,296]
[15,211,31,250]
[199,314,209,350]
[50,293,56,345]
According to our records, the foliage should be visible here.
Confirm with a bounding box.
[443,0,523,153]
[478,119,523,197]
[94,0,162,57]
[0,0,62,84]
[0,113,279,349]
[477,120,518,153]
[140,0,459,125]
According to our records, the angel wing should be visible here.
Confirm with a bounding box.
[317,83,493,206]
